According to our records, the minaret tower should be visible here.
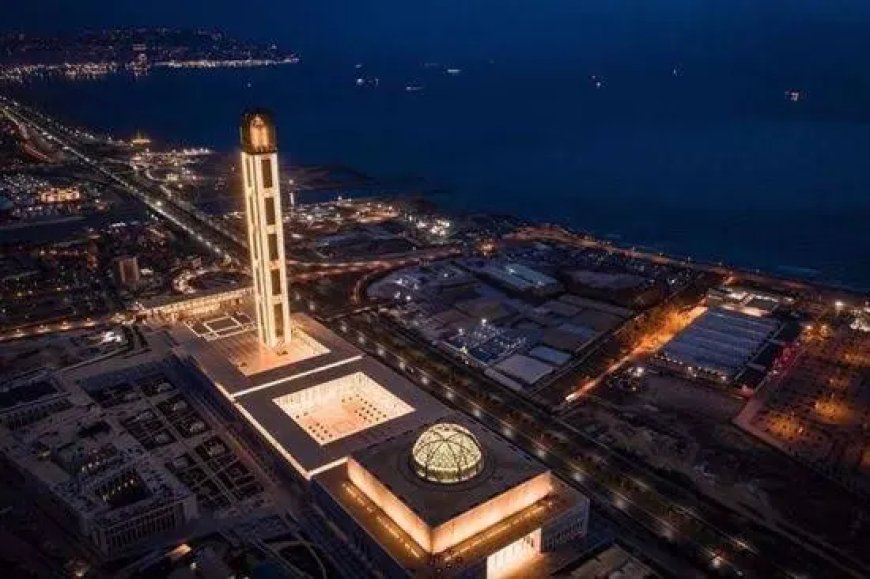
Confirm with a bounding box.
[240,110,291,348]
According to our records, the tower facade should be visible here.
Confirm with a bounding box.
[240,110,291,348]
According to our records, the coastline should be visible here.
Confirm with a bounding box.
[2,85,868,294]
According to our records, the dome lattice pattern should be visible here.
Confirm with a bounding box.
[411,423,484,484]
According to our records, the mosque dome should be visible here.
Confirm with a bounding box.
[411,423,484,484]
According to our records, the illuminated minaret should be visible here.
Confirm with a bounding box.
[240,110,291,348]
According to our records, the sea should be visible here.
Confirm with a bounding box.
[5,0,870,289]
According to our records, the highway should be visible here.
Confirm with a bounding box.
[4,97,866,578]
[6,98,463,270]
[0,96,245,262]
[289,246,462,283]
[317,305,866,579]
[2,96,462,285]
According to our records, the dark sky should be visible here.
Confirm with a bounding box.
[6,1,870,64]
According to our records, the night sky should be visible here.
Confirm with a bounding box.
[7,1,870,65]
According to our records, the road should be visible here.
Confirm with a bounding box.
[561,304,708,407]
[0,96,244,262]
[5,96,866,577]
[320,307,866,579]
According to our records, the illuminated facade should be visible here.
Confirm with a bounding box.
[175,312,450,480]
[312,415,590,577]
[273,371,415,445]
[240,110,291,349]
[140,286,251,321]
[411,422,484,484]
[39,186,81,204]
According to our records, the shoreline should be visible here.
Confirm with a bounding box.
[521,221,868,298]
[2,91,867,296]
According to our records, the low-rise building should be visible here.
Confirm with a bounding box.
[0,374,73,430]
[312,415,590,578]
[116,255,141,289]
[706,285,787,317]
[479,262,563,297]
[174,312,451,480]
[138,285,252,321]
[0,398,197,557]
[654,307,781,384]
[38,186,81,204]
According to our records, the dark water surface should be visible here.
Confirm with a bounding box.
[7,0,870,288]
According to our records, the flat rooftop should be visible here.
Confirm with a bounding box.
[482,262,561,292]
[0,378,61,411]
[273,370,415,445]
[176,313,450,478]
[658,307,780,379]
[495,354,555,385]
[315,448,583,577]
[352,413,548,527]
[175,313,362,397]
[0,398,190,525]
[234,356,448,478]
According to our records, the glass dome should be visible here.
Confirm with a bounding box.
[411,423,484,484]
